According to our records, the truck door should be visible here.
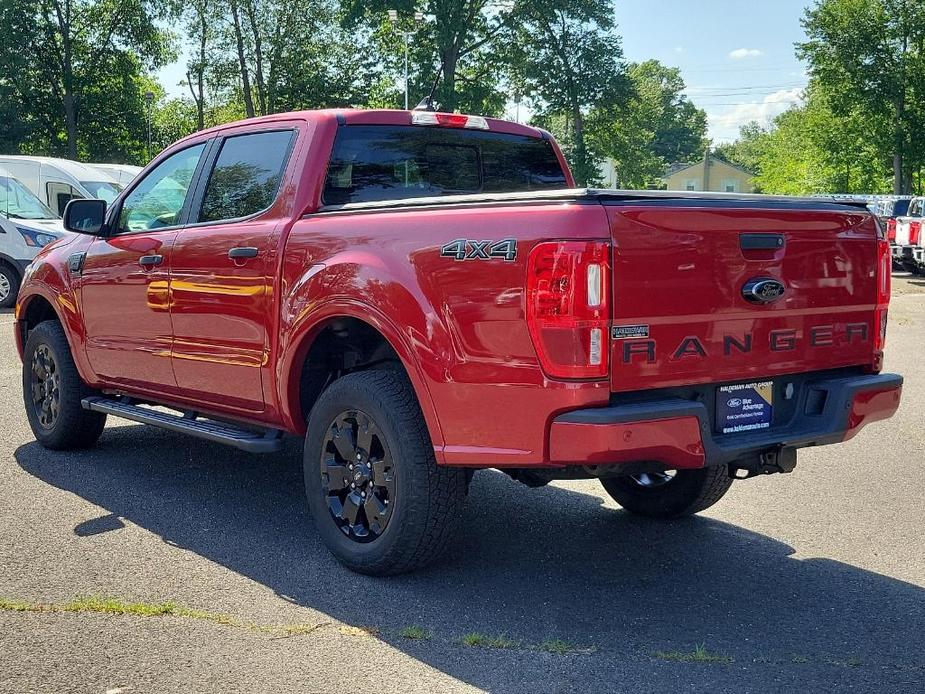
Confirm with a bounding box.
[168,128,296,413]
[78,142,208,395]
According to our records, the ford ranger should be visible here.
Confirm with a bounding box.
[15,109,902,575]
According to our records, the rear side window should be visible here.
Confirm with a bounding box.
[198,130,293,222]
[323,125,567,205]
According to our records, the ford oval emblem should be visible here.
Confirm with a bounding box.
[742,277,786,304]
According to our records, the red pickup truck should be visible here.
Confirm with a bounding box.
[15,109,902,575]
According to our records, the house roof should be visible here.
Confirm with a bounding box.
[663,154,755,179]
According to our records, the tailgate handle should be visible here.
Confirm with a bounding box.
[740,233,784,250]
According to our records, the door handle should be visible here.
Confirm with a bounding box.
[138,254,163,267]
[228,247,259,260]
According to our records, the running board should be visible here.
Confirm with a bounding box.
[81,397,284,454]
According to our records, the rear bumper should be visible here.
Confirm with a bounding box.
[895,245,925,264]
[549,373,902,468]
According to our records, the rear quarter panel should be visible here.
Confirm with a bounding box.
[279,201,612,466]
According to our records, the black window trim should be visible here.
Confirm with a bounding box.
[183,126,298,230]
[107,138,216,236]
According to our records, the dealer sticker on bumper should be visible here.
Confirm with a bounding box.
[716,381,774,434]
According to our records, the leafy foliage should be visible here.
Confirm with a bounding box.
[797,0,925,193]
[0,0,174,161]
[589,60,707,189]
[511,0,629,185]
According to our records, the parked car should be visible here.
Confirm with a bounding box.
[0,166,67,308]
[87,163,143,189]
[0,156,121,216]
[894,197,924,273]
[14,109,902,575]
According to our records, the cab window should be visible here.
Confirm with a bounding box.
[118,144,206,232]
[197,130,293,223]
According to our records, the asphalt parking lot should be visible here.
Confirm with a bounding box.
[1,276,924,694]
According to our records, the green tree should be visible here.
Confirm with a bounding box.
[589,60,707,188]
[0,0,174,159]
[798,0,925,193]
[511,0,629,185]
[720,84,891,195]
[342,1,511,115]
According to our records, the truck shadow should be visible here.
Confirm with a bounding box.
[14,425,925,690]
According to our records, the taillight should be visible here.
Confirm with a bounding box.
[887,218,897,242]
[874,238,891,360]
[526,241,611,379]
[411,112,489,130]
[910,220,922,245]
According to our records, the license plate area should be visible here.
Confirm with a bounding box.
[716,381,774,434]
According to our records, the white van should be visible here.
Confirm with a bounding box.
[0,156,121,217]
[87,163,143,188]
[0,166,68,308]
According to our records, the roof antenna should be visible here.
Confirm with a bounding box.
[413,57,444,112]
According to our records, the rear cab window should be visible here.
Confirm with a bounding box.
[322,125,567,206]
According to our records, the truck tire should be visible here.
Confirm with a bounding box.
[600,466,733,518]
[303,370,468,575]
[0,262,20,309]
[22,320,107,450]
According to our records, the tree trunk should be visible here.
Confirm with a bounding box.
[243,0,266,115]
[230,0,255,118]
[63,90,78,159]
[196,8,207,129]
[441,49,459,112]
[571,104,590,186]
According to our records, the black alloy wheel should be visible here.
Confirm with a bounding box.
[304,369,468,575]
[30,343,61,429]
[321,410,395,541]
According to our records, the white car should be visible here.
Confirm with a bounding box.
[0,166,69,308]
[0,156,121,217]
[87,163,143,188]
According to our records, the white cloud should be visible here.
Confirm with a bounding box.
[674,45,684,53]
[729,48,763,60]
[707,87,805,142]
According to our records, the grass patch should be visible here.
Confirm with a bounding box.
[654,644,732,665]
[460,632,519,650]
[0,595,325,637]
[537,639,580,655]
[399,625,431,640]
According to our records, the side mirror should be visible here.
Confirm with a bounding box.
[63,198,107,235]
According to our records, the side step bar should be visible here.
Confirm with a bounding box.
[81,397,284,454]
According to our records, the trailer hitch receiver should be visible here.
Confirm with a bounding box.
[730,446,797,480]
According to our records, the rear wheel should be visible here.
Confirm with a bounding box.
[600,466,733,518]
[23,321,107,450]
[0,263,20,309]
[304,370,468,575]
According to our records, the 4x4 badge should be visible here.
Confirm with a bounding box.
[441,239,517,261]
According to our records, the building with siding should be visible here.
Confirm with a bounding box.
[664,151,756,193]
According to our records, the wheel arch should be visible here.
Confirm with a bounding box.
[15,286,94,385]
[278,302,446,459]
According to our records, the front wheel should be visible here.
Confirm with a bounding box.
[600,466,733,518]
[22,321,107,450]
[303,370,468,575]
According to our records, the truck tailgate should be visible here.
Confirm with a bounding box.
[605,202,879,392]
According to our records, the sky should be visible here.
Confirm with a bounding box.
[615,0,811,142]
[156,0,813,144]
